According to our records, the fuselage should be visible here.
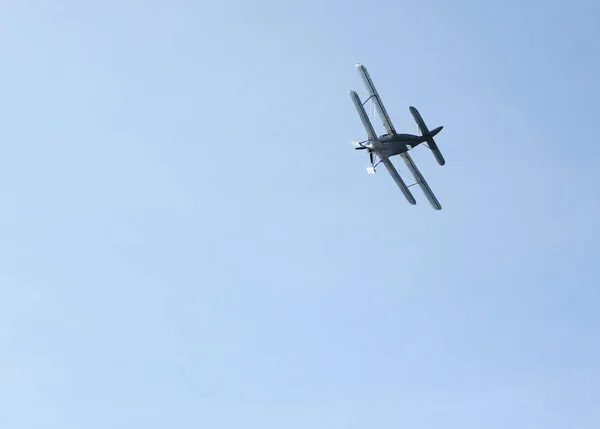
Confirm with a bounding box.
[370,133,426,158]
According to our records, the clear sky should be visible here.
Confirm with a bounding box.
[1,0,599,427]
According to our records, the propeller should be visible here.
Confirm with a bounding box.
[352,140,376,171]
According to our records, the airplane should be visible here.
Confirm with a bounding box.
[349,63,446,210]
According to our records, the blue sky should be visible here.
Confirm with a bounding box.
[1,0,599,427]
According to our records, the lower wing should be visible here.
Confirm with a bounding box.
[349,90,377,141]
[381,158,416,205]
[400,153,442,210]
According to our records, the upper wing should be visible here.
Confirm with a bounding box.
[381,158,416,205]
[400,153,442,210]
[349,90,377,141]
[355,63,396,136]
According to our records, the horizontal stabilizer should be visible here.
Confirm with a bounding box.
[425,138,445,166]
[409,106,445,166]
[409,106,430,134]
[381,158,416,205]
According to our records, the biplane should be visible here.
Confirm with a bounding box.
[349,63,446,210]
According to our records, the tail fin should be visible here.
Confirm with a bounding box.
[429,126,443,137]
[409,106,445,166]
